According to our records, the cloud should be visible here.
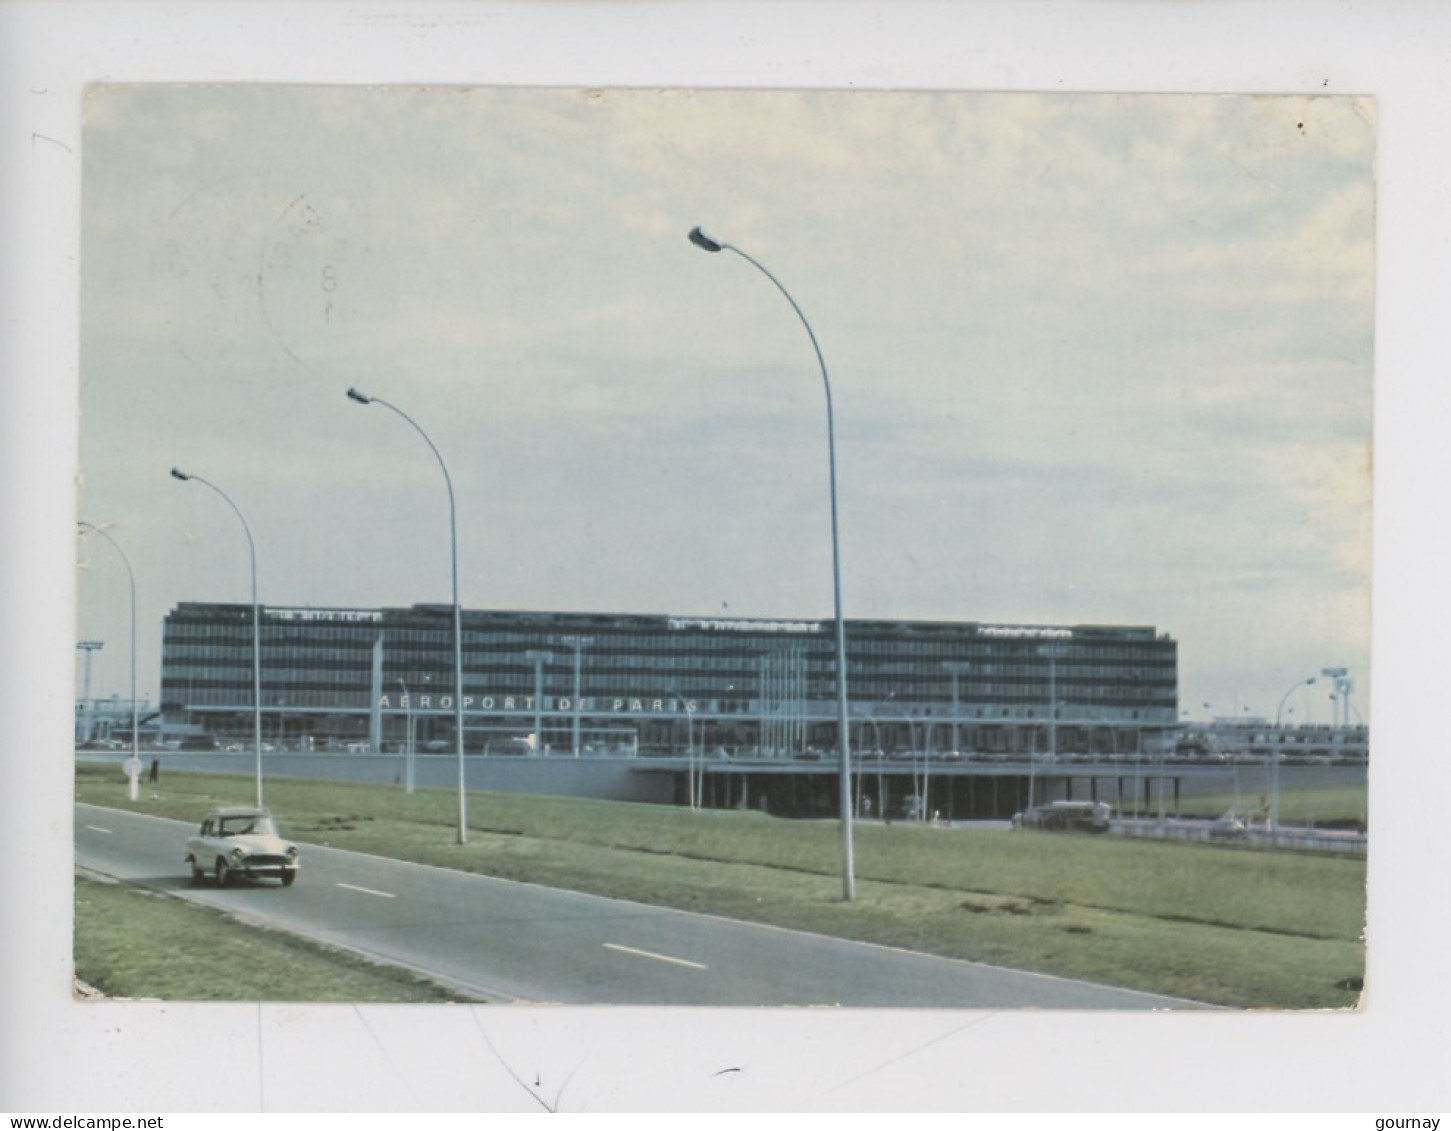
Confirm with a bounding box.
[77,85,1375,718]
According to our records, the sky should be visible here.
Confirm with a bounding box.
[75,84,1374,725]
[18,1,1451,1113]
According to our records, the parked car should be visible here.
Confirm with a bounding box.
[185,806,300,887]
[1011,800,1114,833]
[1208,811,1249,840]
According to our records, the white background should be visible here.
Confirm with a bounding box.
[3,0,1448,1114]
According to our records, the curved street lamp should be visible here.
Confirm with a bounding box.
[170,469,264,807]
[77,522,141,801]
[687,226,856,900]
[346,387,469,844]
[1272,675,1317,836]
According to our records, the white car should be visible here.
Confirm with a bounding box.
[1208,812,1249,841]
[186,806,300,887]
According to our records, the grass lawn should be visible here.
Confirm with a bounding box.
[74,874,475,1002]
[75,763,1366,1009]
[1154,781,1368,826]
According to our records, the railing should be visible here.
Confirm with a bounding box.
[1115,816,1366,854]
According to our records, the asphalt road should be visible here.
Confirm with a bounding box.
[75,802,1209,1009]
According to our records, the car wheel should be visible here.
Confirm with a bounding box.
[190,859,205,885]
[280,870,296,887]
[215,857,231,887]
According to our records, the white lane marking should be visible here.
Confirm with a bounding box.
[603,942,707,971]
[336,881,396,899]
[85,825,113,834]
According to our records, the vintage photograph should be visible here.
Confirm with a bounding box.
[73,85,1372,1011]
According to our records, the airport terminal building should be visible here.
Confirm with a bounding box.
[159,602,1179,759]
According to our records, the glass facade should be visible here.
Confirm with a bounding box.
[160,602,1178,756]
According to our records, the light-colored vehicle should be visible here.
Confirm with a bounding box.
[1208,811,1249,840]
[186,806,300,887]
[1011,799,1114,833]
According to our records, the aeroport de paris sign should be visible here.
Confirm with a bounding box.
[377,693,699,715]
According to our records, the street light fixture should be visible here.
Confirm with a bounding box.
[1272,675,1317,837]
[1321,667,1351,729]
[942,661,970,756]
[685,697,697,806]
[346,387,469,844]
[76,641,103,745]
[669,684,699,808]
[77,523,140,801]
[687,225,856,900]
[169,469,264,807]
[1275,676,1317,728]
[398,677,415,793]
[524,650,553,756]
[558,636,594,757]
[1035,644,1068,803]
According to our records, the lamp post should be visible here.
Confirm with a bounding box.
[76,641,103,745]
[169,469,264,807]
[1321,667,1351,729]
[346,387,469,844]
[942,661,970,756]
[1273,675,1317,837]
[559,636,593,757]
[670,686,698,807]
[687,225,856,900]
[899,712,925,822]
[77,524,140,801]
[867,714,885,819]
[524,650,553,755]
[398,678,415,793]
[685,697,696,805]
[921,722,936,824]
[1032,644,1069,811]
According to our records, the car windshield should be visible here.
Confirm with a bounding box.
[217,814,278,837]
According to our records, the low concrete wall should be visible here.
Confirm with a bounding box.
[79,751,677,804]
[79,751,1364,818]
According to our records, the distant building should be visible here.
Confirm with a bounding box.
[158,602,1179,757]
[1174,718,1368,763]
[74,696,159,746]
